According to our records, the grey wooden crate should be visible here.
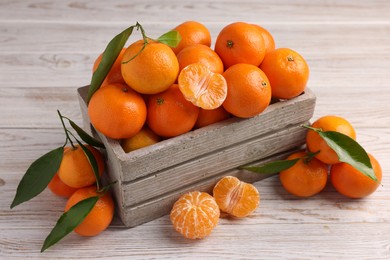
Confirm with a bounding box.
[77,86,316,227]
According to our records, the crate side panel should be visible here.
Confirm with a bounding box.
[118,91,315,182]
[121,123,308,206]
[119,148,297,228]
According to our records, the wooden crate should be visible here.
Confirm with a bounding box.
[77,86,316,227]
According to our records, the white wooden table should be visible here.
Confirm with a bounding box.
[1,1,389,259]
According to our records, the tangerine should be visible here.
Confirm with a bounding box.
[92,48,126,87]
[88,83,147,139]
[65,186,114,237]
[171,21,212,54]
[121,39,179,94]
[306,115,357,165]
[215,22,266,69]
[176,44,224,74]
[260,48,309,99]
[170,191,220,239]
[279,151,328,197]
[222,63,271,118]
[57,145,105,189]
[121,126,161,153]
[213,176,260,218]
[195,106,230,128]
[252,24,276,56]
[48,173,77,198]
[178,63,227,110]
[147,84,199,137]
[330,154,382,198]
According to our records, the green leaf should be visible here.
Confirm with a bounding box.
[157,30,182,47]
[41,196,99,252]
[68,118,105,148]
[241,158,300,174]
[11,147,64,208]
[319,131,377,181]
[76,140,101,189]
[87,25,135,103]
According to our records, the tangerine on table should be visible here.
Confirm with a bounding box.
[260,47,309,99]
[65,186,114,237]
[48,173,77,198]
[178,63,227,110]
[147,84,199,137]
[279,151,328,197]
[330,154,382,199]
[222,63,271,118]
[170,191,220,239]
[176,44,224,74]
[88,83,147,139]
[92,48,126,87]
[171,21,212,55]
[57,145,105,189]
[213,176,260,218]
[306,115,357,165]
[121,39,179,94]
[121,126,161,153]
[215,22,266,69]
[251,24,276,56]
[195,106,230,129]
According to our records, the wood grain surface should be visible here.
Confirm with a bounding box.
[0,0,389,259]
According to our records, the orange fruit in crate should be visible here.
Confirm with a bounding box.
[213,176,260,218]
[170,191,220,239]
[93,48,126,87]
[121,39,179,94]
[65,186,114,237]
[215,22,266,69]
[121,126,161,153]
[48,173,77,198]
[279,151,328,197]
[178,63,227,110]
[177,44,224,74]
[306,115,357,165]
[171,21,212,54]
[251,24,276,55]
[88,83,147,139]
[222,63,271,118]
[330,154,382,198]
[147,84,199,137]
[260,47,309,99]
[195,106,230,128]
[57,145,105,189]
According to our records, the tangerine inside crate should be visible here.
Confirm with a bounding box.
[78,86,316,227]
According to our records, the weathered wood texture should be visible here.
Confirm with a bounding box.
[1,0,390,259]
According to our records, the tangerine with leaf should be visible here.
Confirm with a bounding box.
[171,21,212,55]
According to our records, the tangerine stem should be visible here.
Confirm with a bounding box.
[122,22,150,64]
[57,110,75,149]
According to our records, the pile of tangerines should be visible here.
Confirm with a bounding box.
[87,21,310,152]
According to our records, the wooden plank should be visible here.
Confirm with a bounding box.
[1,0,389,23]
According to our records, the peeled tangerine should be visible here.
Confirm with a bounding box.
[178,63,227,110]
[213,176,260,218]
[170,191,220,239]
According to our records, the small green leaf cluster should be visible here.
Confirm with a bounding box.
[10,110,110,252]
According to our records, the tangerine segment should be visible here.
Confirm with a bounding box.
[170,191,220,239]
[178,63,227,110]
[213,176,260,218]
